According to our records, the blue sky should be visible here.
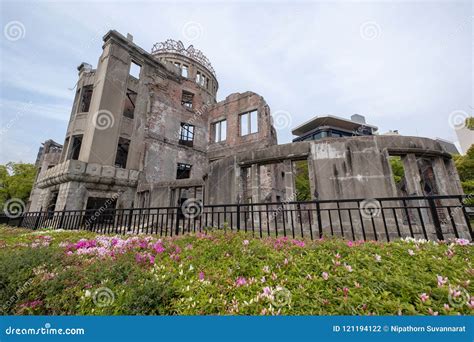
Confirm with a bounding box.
[0,0,472,164]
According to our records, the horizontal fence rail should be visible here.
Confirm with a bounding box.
[1,195,473,242]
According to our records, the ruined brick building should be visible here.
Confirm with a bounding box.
[28,30,281,213]
[27,30,470,240]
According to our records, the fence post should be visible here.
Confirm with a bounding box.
[459,196,474,240]
[427,196,444,240]
[58,206,66,229]
[33,208,42,231]
[175,208,180,235]
[316,201,323,238]
[236,204,241,231]
[127,209,133,232]
[17,212,24,227]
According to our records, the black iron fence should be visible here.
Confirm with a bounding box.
[1,195,473,242]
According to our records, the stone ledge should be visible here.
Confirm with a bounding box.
[36,160,140,188]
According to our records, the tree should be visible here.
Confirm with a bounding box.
[294,160,311,201]
[389,157,405,184]
[0,162,37,211]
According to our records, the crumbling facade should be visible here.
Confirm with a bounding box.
[29,31,278,212]
[27,30,469,239]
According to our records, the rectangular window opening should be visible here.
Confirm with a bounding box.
[123,89,137,119]
[114,137,130,169]
[176,163,192,179]
[68,135,83,161]
[181,90,194,109]
[179,123,195,147]
[79,85,93,113]
[213,120,226,142]
[240,110,258,136]
[129,61,141,79]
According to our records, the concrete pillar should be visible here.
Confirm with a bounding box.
[307,156,317,199]
[250,164,260,228]
[402,154,423,196]
[283,160,296,227]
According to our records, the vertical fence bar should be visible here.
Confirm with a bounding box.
[427,196,444,240]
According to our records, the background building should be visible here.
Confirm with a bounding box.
[292,114,377,142]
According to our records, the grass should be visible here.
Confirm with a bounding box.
[0,225,472,315]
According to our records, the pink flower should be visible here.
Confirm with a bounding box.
[436,275,448,287]
[443,304,450,310]
[262,266,270,273]
[428,308,438,316]
[467,298,474,309]
[199,272,205,281]
[322,272,329,280]
[284,258,289,265]
[408,249,415,256]
[235,277,247,287]
[335,253,341,259]
[262,286,272,298]
[455,238,470,246]
[344,264,353,272]
[347,241,354,247]
[153,242,165,254]
[260,276,266,283]
[419,293,429,302]
[243,240,249,246]
[343,287,349,296]
[292,239,305,248]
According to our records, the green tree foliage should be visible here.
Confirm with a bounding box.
[453,145,474,205]
[454,145,474,184]
[0,162,37,210]
[294,160,311,201]
[389,157,405,184]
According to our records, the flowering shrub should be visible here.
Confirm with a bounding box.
[0,225,472,315]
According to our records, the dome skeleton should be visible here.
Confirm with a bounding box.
[151,39,216,77]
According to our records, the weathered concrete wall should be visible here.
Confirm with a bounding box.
[206,135,469,240]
